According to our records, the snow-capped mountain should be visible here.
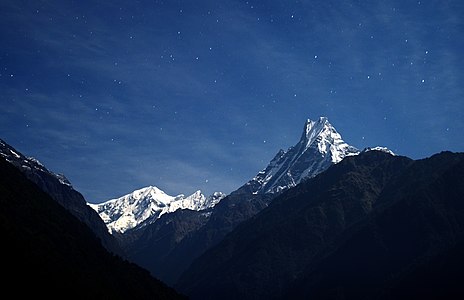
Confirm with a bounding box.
[90,187,225,234]
[234,117,360,195]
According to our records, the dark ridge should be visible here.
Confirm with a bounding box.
[176,151,464,299]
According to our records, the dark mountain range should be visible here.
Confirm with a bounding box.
[115,182,275,285]
[176,151,464,299]
[126,192,275,284]
[0,138,122,255]
[0,156,185,299]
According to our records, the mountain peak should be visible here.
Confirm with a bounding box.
[135,185,166,196]
[300,117,339,151]
[301,117,329,144]
[234,117,360,195]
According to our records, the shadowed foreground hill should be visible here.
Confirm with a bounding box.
[177,151,464,299]
[0,138,122,255]
[0,157,185,299]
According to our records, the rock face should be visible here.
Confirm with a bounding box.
[0,138,122,255]
[176,151,464,300]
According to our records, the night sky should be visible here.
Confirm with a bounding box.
[1,0,463,203]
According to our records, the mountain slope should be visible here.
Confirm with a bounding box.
[0,138,121,255]
[0,156,185,299]
[287,151,464,299]
[126,208,216,284]
[177,151,464,299]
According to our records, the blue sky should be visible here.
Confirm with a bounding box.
[1,0,463,203]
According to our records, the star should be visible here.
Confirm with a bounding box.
[1,0,461,203]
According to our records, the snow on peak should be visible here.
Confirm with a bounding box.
[0,138,73,188]
[206,191,226,208]
[234,117,360,195]
[301,117,328,146]
[90,187,225,234]
[362,146,395,156]
[300,116,358,163]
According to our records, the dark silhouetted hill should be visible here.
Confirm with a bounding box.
[0,157,185,299]
[0,138,122,255]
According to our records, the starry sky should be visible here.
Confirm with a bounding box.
[1,0,463,203]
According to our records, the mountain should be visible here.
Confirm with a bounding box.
[176,151,464,299]
[0,138,122,255]
[233,117,360,195]
[90,186,225,234]
[0,156,185,299]
[106,117,364,285]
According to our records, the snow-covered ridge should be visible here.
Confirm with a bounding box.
[362,146,395,156]
[89,187,225,234]
[0,139,72,187]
